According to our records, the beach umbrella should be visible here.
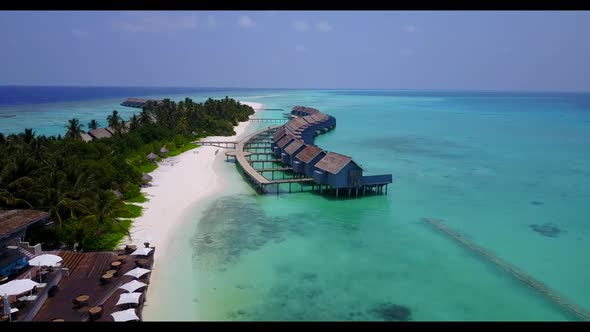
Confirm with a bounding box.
[130,247,152,256]
[28,254,62,267]
[0,279,39,296]
[123,267,151,279]
[115,292,142,306]
[118,280,147,293]
[111,308,140,322]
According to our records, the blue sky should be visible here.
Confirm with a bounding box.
[1,11,589,91]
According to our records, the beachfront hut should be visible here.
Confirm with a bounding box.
[0,210,50,278]
[79,132,93,143]
[146,153,158,163]
[292,145,326,176]
[141,173,153,184]
[281,139,306,165]
[313,152,363,188]
[160,146,169,155]
[111,189,124,199]
[88,128,113,140]
[274,135,296,158]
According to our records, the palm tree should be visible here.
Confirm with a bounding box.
[0,155,41,209]
[128,114,140,130]
[64,118,84,139]
[88,119,99,130]
[38,159,95,227]
[138,109,152,126]
[76,190,130,237]
[22,128,36,144]
[107,110,122,134]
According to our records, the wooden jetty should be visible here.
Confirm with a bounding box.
[423,218,590,321]
[249,118,288,123]
[195,141,237,148]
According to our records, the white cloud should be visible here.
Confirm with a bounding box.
[237,15,255,28]
[295,45,309,53]
[112,14,199,33]
[71,29,89,37]
[316,21,333,32]
[399,49,414,56]
[293,20,310,32]
[402,25,418,33]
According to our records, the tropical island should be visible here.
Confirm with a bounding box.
[0,97,255,251]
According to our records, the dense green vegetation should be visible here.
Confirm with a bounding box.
[0,97,254,251]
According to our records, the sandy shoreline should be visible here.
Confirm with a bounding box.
[119,101,264,265]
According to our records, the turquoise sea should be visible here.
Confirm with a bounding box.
[2,87,589,321]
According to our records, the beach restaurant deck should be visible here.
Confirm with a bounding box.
[32,246,154,322]
[203,105,393,197]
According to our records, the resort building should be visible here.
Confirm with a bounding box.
[0,210,50,278]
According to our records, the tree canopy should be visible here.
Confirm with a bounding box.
[0,97,254,250]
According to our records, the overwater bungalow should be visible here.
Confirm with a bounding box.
[273,134,296,158]
[281,139,307,165]
[120,98,159,108]
[313,152,363,189]
[292,145,326,176]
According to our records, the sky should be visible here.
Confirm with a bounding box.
[0,11,590,91]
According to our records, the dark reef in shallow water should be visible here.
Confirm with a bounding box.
[370,302,412,321]
[530,222,562,237]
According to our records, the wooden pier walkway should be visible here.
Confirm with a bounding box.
[235,127,280,187]
[195,141,237,148]
[423,218,590,321]
[256,167,293,172]
[249,118,288,123]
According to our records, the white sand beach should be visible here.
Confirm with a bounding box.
[120,101,264,264]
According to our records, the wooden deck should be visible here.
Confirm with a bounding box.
[33,249,154,322]
[235,127,279,186]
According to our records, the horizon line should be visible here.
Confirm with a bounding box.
[1,84,589,94]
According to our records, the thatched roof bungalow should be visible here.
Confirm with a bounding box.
[88,128,113,140]
[147,153,158,162]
